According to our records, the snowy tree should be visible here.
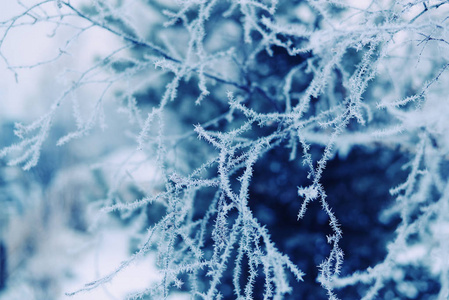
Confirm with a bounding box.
[1,0,449,299]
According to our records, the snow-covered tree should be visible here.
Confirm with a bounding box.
[1,0,449,299]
